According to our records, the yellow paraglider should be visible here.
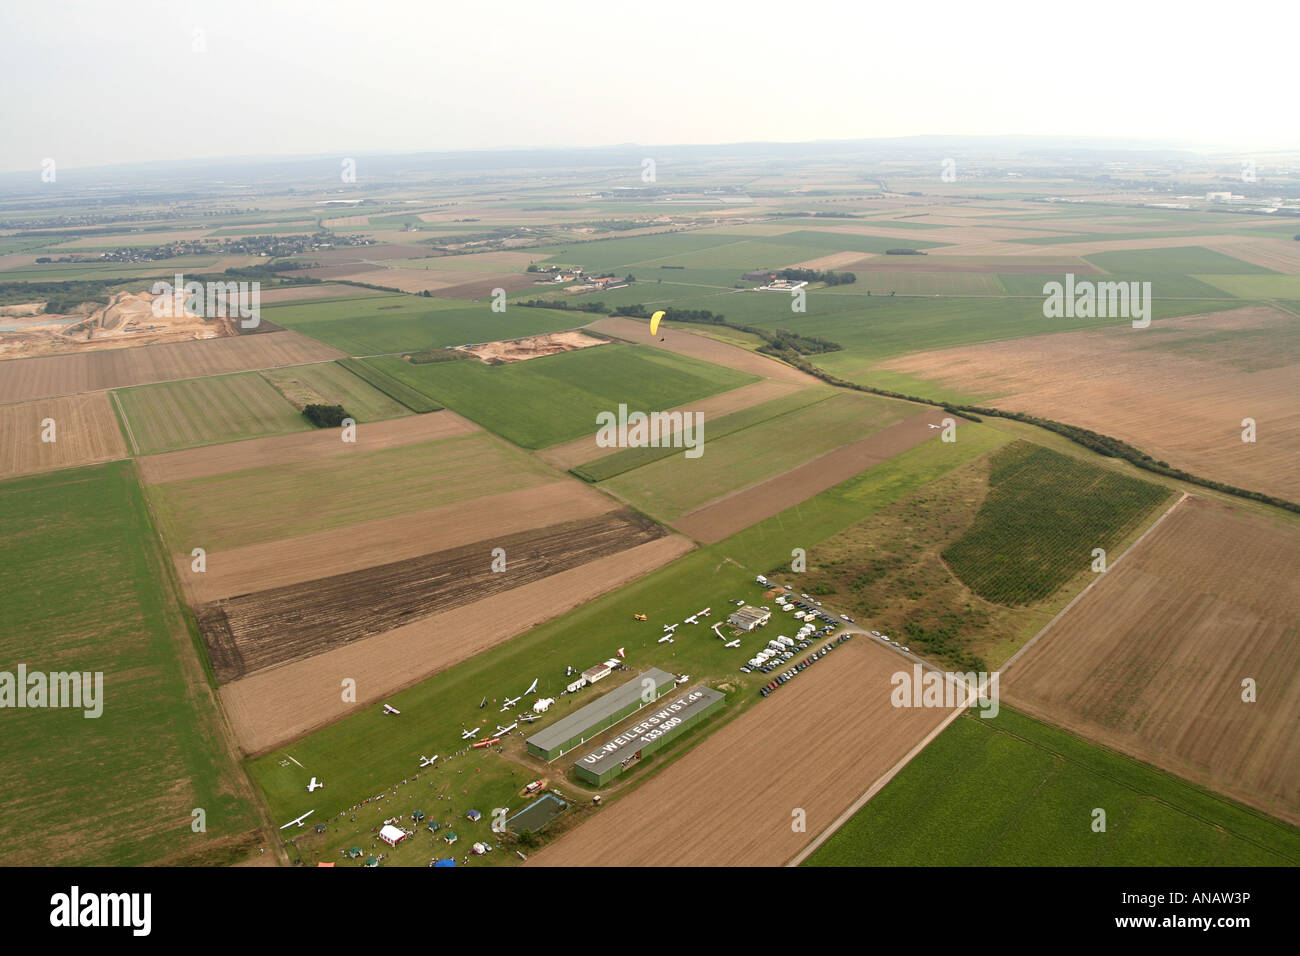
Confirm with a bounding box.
[650,310,665,336]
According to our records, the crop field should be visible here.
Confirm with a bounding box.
[259,362,412,420]
[361,343,757,448]
[884,305,1300,500]
[1197,274,1300,298]
[0,392,127,479]
[266,295,582,355]
[1004,496,1300,825]
[840,270,1006,295]
[601,391,914,522]
[198,509,667,682]
[804,708,1300,866]
[114,372,313,455]
[572,386,835,481]
[0,329,344,403]
[1084,246,1277,275]
[0,462,262,865]
[149,431,557,553]
[527,638,958,867]
[243,425,1001,841]
[941,442,1172,604]
[334,358,442,412]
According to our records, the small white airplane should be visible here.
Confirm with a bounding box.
[927,423,941,429]
[307,777,323,792]
[382,704,400,716]
[279,810,314,830]
[501,696,521,711]
[675,674,690,685]
[524,678,538,695]
[519,715,540,723]
[724,639,741,648]
[495,722,518,736]
[657,635,674,644]
[700,607,711,616]
[684,616,698,625]
[461,727,480,740]
[662,623,677,632]
[418,755,439,768]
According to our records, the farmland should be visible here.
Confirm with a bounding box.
[0,462,262,865]
[803,708,1300,866]
[0,392,127,479]
[114,372,313,455]
[259,362,413,420]
[941,442,1172,604]
[361,343,757,448]
[1003,495,1300,825]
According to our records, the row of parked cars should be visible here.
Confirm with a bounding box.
[757,632,854,698]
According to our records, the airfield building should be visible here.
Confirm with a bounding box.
[728,605,771,631]
[573,686,726,785]
[525,668,676,761]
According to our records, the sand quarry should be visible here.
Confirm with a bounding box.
[456,330,605,364]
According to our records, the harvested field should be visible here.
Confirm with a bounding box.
[585,315,821,385]
[457,330,607,364]
[429,272,539,299]
[527,637,957,866]
[139,410,475,484]
[219,534,694,754]
[199,509,667,683]
[1004,496,1300,825]
[674,409,945,542]
[1201,238,1300,273]
[0,392,127,479]
[259,362,412,420]
[782,251,874,271]
[884,305,1300,501]
[0,329,343,404]
[177,480,615,604]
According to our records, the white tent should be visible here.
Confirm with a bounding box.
[378,825,407,846]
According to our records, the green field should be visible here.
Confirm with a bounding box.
[1196,274,1300,298]
[149,432,556,552]
[245,425,1005,864]
[115,372,313,455]
[839,271,1006,296]
[0,462,261,865]
[266,295,584,355]
[335,358,443,412]
[941,442,1172,605]
[996,272,1233,299]
[259,362,412,421]
[602,391,913,521]
[1084,246,1276,275]
[573,386,835,482]
[361,343,757,449]
[804,708,1300,866]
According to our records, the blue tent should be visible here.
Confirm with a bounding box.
[434,858,456,868]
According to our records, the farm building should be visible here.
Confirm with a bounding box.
[573,686,726,786]
[525,668,676,761]
[728,605,771,631]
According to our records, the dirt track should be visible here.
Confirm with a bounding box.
[674,409,944,542]
[1004,496,1300,825]
[0,329,343,404]
[140,410,478,485]
[177,480,615,604]
[199,509,667,682]
[527,637,957,866]
[219,534,695,754]
[0,392,127,479]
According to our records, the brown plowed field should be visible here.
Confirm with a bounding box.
[0,392,127,479]
[1201,239,1300,273]
[199,509,667,683]
[527,638,957,866]
[0,330,343,404]
[586,315,822,385]
[219,534,694,754]
[674,409,945,543]
[536,380,809,470]
[884,305,1300,501]
[178,481,613,604]
[1004,496,1300,825]
[140,410,477,485]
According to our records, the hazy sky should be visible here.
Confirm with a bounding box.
[1,0,1293,173]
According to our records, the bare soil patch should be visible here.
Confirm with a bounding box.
[457,330,606,364]
[0,392,127,479]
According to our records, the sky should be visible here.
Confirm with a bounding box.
[0,0,1294,173]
